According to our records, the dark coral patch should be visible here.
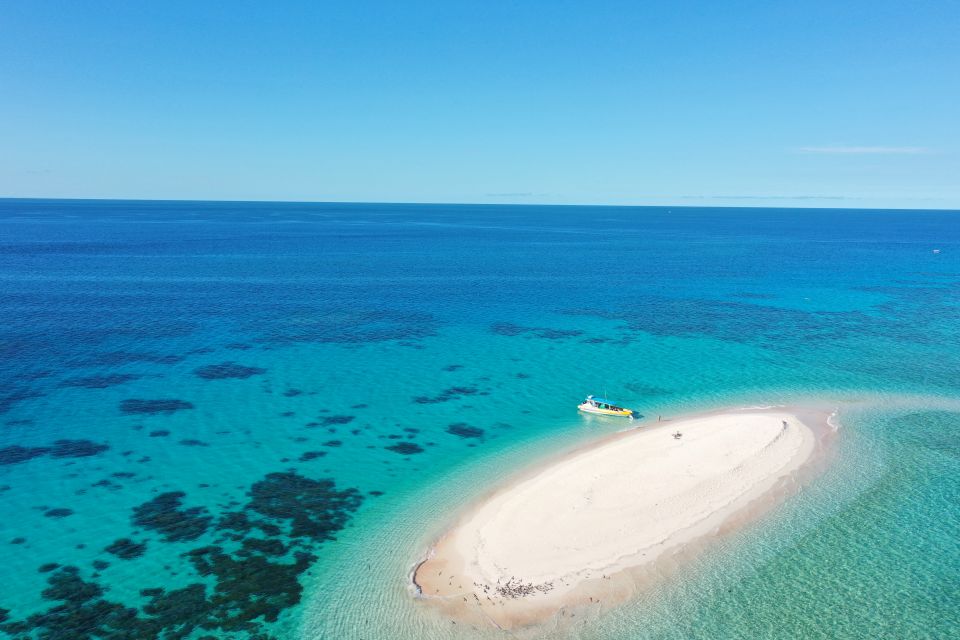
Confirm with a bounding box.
[138,583,211,635]
[532,328,584,339]
[0,566,138,638]
[105,538,147,560]
[298,451,326,462]
[563,298,885,345]
[179,439,209,447]
[0,438,110,466]
[215,512,276,538]
[2,472,366,640]
[386,442,424,455]
[446,423,485,439]
[244,471,364,540]
[0,445,50,466]
[44,508,73,518]
[283,389,303,397]
[320,415,354,426]
[624,382,674,396]
[193,362,266,380]
[413,386,481,404]
[40,565,103,597]
[149,430,170,437]
[184,545,314,626]
[132,492,212,543]
[261,308,436,346]
[491,322,584,340]
[0,389,44,414]
[49,439,109,458]
[38,563,60,573]
[120,399,194,415]
[489,322,527,336]
[322,440,342,448]
[238,537,288,557]
[60,374,140,389]
[86,351,184,366]
[442,364,463,372]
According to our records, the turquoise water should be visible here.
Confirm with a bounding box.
[0,200,957,639]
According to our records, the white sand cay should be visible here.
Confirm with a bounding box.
[414,408,826,629]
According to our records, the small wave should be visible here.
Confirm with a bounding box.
[827,411,840,431]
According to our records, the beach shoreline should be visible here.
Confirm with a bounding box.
[412,404,836,630]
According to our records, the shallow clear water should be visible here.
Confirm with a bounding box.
[0,200,957,639]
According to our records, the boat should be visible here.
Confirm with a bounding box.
[578,395,635,417]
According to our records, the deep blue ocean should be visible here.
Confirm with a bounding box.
[0,199,958,639]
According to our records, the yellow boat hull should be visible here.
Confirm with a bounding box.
[578,403,633,417]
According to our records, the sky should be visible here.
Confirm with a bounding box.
[1,0,958,208]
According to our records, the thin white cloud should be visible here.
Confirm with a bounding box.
[798,146,931,155]
[681,195,849,201]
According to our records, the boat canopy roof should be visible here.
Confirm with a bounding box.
[586,395,622,406]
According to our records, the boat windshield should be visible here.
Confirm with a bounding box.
[588,399,614,409]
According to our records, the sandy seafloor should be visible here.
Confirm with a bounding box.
[0,200,958,639]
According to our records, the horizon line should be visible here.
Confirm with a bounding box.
[0,195,958,213]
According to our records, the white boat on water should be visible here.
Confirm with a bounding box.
[578,395,635,417]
